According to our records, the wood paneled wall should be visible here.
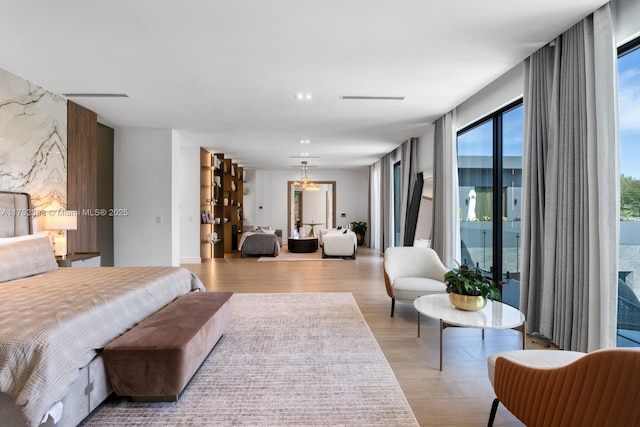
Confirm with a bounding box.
[67,101,98,253]
[96,123,114,266]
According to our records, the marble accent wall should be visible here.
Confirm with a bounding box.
[0,67,67,210]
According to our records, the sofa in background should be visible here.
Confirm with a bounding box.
[321,229,357,259]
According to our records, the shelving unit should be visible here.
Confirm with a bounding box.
[200,148,243,259]
[222,158,244,253]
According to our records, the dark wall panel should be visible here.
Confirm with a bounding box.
[96,123,114,266]
[67,101,98,253]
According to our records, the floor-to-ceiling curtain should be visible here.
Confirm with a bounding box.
[432,110,460,267]
[520,3,618,352]
[400,137,418,245]
[369,160,382,251]
[369,155,394,252]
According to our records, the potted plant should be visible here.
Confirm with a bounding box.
[443,264,501,311]
[350,221,367,245]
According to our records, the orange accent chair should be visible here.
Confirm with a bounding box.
[487,348,640,426]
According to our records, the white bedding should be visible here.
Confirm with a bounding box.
[0,266,204,427]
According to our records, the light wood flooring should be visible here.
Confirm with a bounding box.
[184,246,545,427]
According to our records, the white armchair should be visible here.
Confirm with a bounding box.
[383,246,448,317]
[322,230,357,259]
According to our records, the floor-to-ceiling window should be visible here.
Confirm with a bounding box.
[617,37,640,347]
[457,101,523,307]
[393,161,402,246]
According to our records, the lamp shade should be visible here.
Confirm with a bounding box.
[45,211,78,231]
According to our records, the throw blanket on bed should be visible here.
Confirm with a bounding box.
[0,266,203,427]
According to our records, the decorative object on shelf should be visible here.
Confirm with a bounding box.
[293,161,320,191]
[45,210,78,258]
[224,192,230,206]
[350,221,367,245]
[443,264,501,311]
[231,181,236,191]
[201,210,213,224]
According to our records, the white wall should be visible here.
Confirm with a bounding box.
[114,128,179,266]
[456,63,524,130]
[242,169,257,227]
[252,168,369,234]
[179,144,201,264]
[301,189,327,231]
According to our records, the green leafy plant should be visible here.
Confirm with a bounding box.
[444,264,501,300]
[350,221,367,236]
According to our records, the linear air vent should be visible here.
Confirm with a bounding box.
[63,93,129,98]
[340,95,405,101]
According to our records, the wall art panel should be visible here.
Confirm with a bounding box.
[0,67,67,211]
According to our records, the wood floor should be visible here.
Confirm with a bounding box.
[184,246,537,427]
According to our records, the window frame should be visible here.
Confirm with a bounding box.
[457,98,523,286]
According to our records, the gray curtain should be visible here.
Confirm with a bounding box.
[431,110,460,266]
[521,4,618,352]
[369,160,382,251]
[369,155,394,252]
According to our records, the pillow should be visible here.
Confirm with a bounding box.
[260,227,276,234]
[0,236,58,283]
[0,232,49,245]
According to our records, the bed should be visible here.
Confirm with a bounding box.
[0,192,204,427]
[238,227,282,257]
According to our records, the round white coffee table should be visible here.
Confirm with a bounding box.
[414,294,526,370]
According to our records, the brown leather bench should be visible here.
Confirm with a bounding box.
[104,291,233,401]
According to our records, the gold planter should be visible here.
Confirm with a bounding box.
[449,293,487,311]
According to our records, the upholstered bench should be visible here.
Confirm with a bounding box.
[104,291,233,401]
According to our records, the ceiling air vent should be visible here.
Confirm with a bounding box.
[340,96,404,100]
[63,93,129,98]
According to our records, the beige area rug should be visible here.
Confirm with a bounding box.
[258,246,344,261]
[81,293,418,426]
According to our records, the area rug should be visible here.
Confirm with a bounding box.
[81,293,418,426]
[258,246,344,261]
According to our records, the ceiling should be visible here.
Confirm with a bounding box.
[0,0,608,170]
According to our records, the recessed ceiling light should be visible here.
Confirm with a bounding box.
[300,139,311,144]
[295,93,312,100]
[340,95,404,101]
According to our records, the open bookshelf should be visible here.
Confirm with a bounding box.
[200,148,243,259]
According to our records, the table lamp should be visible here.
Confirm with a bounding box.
[45,211,78,258]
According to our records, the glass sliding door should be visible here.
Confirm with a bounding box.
[457,101,523,307]
[393,161,402,246]
[617,38,640,347]
[501,105,524,308]
[458,119,494,272]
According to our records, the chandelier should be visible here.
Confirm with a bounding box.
[294,161,320,191]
